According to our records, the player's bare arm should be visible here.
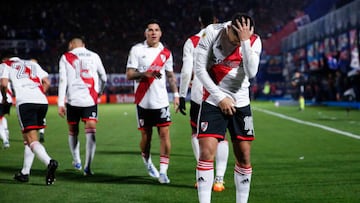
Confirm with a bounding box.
[0,78,9,104]
[166,71,180,108]
[41,77,51,94]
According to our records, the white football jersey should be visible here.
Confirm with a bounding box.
[0,57,48,106]
[126,41,174,109]
[195,22,262,107]
[58,47,107,107]
[179,29,206,105]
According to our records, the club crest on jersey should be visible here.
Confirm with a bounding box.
[90,112,97,119]
[200,122,208,132]
[160,54,167,63]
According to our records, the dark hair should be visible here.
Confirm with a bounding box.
[145,19,161,28]
[1,50,16,60]
[231,13,255,28]
[199,6,214,27]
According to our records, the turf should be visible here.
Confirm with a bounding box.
[0,102,359,203]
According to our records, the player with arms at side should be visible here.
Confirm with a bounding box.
[58,37,107,176]
[177,6,229,192]
[194,13,262,203]
[126,19,179,184]
[0,80,12,148]
[0,55,58,185]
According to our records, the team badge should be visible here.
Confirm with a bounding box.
[200,122,208,132]
[139,119,144,127]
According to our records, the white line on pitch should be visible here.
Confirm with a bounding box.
[254,108,360,140]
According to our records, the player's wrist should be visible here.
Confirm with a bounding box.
[174,92,180,97]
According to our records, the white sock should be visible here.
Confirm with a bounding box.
[191,133,199,162]
[215,140,229,178]
[21,145,35,175]
[197,160,214,203]
[0,118,8,143]
[159,155,169,174]
[234,165,252,203]
[2,117,9,139]
[30,141,51,166]
[84,129,96,170]
[68,135,81,164]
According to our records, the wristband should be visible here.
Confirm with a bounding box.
[174,92,180,97]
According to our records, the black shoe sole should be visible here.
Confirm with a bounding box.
[46,160,58,185]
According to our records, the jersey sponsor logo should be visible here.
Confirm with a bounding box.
[200,121,208,132]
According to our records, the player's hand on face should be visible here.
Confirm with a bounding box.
[218,97,236,116]
[232,17,254,41]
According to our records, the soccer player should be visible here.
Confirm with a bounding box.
[0,82,12,148]
[0,55,58,185]
[194,13,262,203]
[126,19,179,184]
[177,6,229,192]
[58,37,107,176]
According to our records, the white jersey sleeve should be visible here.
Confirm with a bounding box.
[179,38,195,98]
[58,54,68,107]
[195,24,227,105]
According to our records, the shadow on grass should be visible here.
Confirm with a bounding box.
[96,149,193,158]
[58,170,194,189]
[0,165,194,189]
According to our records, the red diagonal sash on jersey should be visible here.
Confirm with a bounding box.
[6,60,45,94]
[134,48,171,104]
[203,34,258,100]
[64,52,98,104]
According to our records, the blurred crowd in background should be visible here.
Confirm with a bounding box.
[1,0,358,102]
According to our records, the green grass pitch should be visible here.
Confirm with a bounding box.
[1,101,360,203]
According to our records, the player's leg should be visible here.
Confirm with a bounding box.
[0,116,10,148]
[189,101,200,162]
[14,143,34,182]
[84,120,97,176]
[196,101,227,202]
[140,127,159,178]
[230,105,254,203]
[233,140,252,203]
[213,139,229,192]
[158,125,171,184]
[197,137,218,203]
[137,105,159,178]
[68,123,82,170]
[189,101,200,187]
[66,104,82,170]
